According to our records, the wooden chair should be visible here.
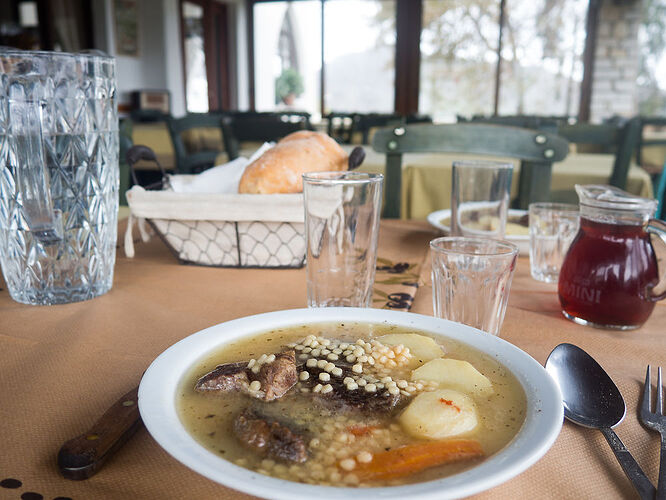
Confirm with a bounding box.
[557,117,641,191]
[656,162,666,220]
[325,112,356,144]
[372,123,569,218]
[221,111,312,160]
[166,112,226,173]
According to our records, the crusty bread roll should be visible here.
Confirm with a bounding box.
[238,131,348,194]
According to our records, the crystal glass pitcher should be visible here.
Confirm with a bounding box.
[0,50,118,305]
[558,185,666,329]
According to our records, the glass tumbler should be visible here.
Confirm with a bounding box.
[431,237,518,335]
[0,50,118,305]
[528,202,579,283]
[303,172,383,307]
[450,160,513,239]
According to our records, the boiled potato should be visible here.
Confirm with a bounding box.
[411,358,493,395]
[378,333,444,368]
[399,389,478,439]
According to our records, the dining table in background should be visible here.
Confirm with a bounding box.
[0,218,664,500]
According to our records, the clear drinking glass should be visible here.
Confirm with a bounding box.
[450,160,513,239]
[431,237,518,336]
[528,203,579,283]
[0,50,118,305]
[303,172,383,307]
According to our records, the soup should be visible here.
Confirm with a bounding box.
[177,322,526,487]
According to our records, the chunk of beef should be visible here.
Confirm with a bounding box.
[195,362,249,392]
[300,365,406,414]
[194,351,298,402]
[233,408,307,463]
[252,350,298,401]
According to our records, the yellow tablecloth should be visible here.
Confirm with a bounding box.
[1,219,664,499]
[355,149,654,219]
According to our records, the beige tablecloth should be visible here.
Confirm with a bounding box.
[1,220,665,499]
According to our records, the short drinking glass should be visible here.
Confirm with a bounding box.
[431,237,518,336]
[303,172,383,307]
[528,203,579,283]
[450,160,513,239]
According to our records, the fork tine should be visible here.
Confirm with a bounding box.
[643,365,652,414]
[658,367,663,416]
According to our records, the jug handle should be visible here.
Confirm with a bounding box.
[646,219,666,301]
[12,99,63,244]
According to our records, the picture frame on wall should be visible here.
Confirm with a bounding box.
[114,0,139,56]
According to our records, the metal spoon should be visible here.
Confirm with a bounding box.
[546,343,655,500]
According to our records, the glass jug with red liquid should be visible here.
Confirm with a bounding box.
[558,185,666,330]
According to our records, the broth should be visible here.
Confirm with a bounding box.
[177,322,526,487]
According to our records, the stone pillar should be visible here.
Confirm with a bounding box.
[589,0,641,122]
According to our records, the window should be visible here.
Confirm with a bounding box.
[638,0,666,115]
[323,0,396,113]
[253,1,322,115]
[419,0,499,122]
[498,0,586,117]
[182,2,209,112]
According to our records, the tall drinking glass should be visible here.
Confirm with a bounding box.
[303,172,383,307]
[450,160,513,239]
[431,237,518,336]
[0,50,118,305]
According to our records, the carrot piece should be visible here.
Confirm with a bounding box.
[351,439,484,482]
[347,425,379,437]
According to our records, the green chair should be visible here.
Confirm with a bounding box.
[118,118,133,206]
[326,112,356,144]
[656,162,666,220]
[166,113,226,173]
[557,117,641,192]
[221,111,312,160]
[372,123,569,218]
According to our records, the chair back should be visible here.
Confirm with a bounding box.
[326,112,356,144]
[372,123,569,218]
[222,111,312,159]
[636,117,666,168]
[166,113,226,174]
[557,117,641,191]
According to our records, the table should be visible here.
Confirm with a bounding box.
[211,147,654,220]
[1,220,664,499]
[354,149,654,219]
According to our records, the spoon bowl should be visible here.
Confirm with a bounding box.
[546,343,625,428]
[546,343,654,499]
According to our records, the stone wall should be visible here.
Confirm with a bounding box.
[590,0,641,122]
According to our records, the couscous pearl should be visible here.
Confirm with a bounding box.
[339,459,356,471]
[343,377,354,385]
[267,354,276,363]
[321,384,333,394]
[365,383,377,392]
[325,362,336,372]
[352,364,363,373]
[313,384,323,393]
[346,355,356,363]
[317,359,328,369]
[347,382,358,390]
[300,371,310,381]
[331,367,343,377]
[319,372,331,382]
[357,451,373,463]
[249,380,261,391]
[327,353,339,361]
[357,378,367,386]
[247,359,256,368]
[306,359,317,368]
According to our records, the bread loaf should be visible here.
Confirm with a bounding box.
[238,131,348,194]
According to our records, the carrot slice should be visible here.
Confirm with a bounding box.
[351,439,484,482]
[347,425,379,437]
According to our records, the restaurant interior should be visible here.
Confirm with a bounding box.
[2,0,666,499]
[3,0,666,215]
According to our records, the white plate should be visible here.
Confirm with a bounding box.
[139,308,562,500]
[427,208,529,255]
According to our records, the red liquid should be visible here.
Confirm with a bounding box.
[558,217,659,328]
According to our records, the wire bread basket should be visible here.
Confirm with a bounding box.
[124,146,306,268]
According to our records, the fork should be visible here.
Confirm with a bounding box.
[641,366,666,500]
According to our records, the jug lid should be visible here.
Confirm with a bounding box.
[575,184,657,213]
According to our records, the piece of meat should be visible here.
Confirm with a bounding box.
[194,351,298,402]
[233,408,307,463]
[194,362,249,392]
[252,350,298,401]
[301,365,406,414]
